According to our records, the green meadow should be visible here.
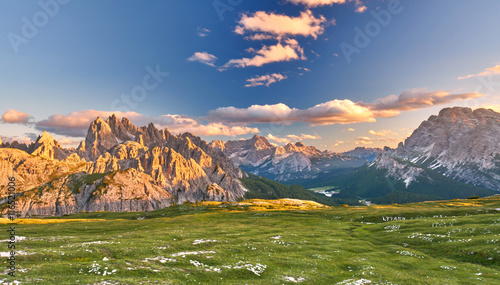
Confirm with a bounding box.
[2,197,500,284]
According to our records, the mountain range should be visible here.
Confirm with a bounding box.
[325,107,499,203]
[211,135,367,183]
[0,115,245,216]
[1,107,499,216]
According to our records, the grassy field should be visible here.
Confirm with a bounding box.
[1,197,500,284]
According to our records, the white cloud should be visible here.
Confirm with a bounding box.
[1,109,32,124]
[33,110,258,138]
[266,134,290,144]
[458,64,500,80]
[354,136,373,145]
[286,0,366,12]
[197,27,211,37]
[286,133,321,140]
[187,52,218,67]
[58,138,77,145]
[333,140,344,147]
[245,73,287,87]
[366,88,484,114]
[286,0,347,8]
[35,110,142,137]
[208,88,484,126]
[222,39,305,68]
[156,114,259,137]
[235,10,327,40]
[355,5,367,13]
[368,129,398,137]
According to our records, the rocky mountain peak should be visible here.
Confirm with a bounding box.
[106,114,136,142]
[210,140,225,152]
[29,131,69,160]
[249,135,274,150]
[121,117,138,134]
[83,116,119,161]
[380,106,500,191]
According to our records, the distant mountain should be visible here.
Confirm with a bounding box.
[212,135,367,183]
[332,153,494,204]
[0,115,246,217]
[386,107,500,191]
[343,147,383,162]
[324,107,499,204]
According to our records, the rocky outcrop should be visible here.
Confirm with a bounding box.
[11,169,173,217]
[0,115,247,216]
[29,131,71,160]
[79,117,120,161]
[0,148,88,193]
[369,153,424,188]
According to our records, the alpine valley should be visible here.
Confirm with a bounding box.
[1,107,499,216]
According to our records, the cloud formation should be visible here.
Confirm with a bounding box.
[1,109,32,124]
[368,129,398,137]
[223,39,305,68]
[208,88,484,126]
[235,10,327,40]
[266,134,291,144]
[458,64,500,80]
[286,133,321,140]
[156,114,259,137]
[196,27,211,37]
[265,133,320,145]
[366,88,483,114]
[187,52,218,67]
[35,110,143,137]
[32,110,258,138]
[286,0,367,12]
[354,136,373,145]
[245,73,287,87]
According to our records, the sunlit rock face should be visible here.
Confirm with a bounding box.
[0,115,245,216]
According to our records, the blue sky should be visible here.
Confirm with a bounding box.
[1,0,500,151]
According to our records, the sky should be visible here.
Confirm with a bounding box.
[1,0,500,152]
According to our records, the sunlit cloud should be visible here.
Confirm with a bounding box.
[368,129,398,137]
[187,52,218,67]
[35,110,142,137]
[354,136,373,145]
[286,133,321,140]
[286,0,367,12]
[222,39,305,68]
[58,138,77,146]
[0,135,32,145]
[196,27,211,37]
[266,134,291,144]
[156,114,259,137]
[1,109,33,124]
[458,64,500,80]
[245,73,287,87]
[207,88,484,126]
[35,111,259,138]
[235,10,327,40]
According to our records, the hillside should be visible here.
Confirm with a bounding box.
[2,196,499,284]
[241,173,361,206]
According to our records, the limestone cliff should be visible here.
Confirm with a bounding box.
[0,115,246,216]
